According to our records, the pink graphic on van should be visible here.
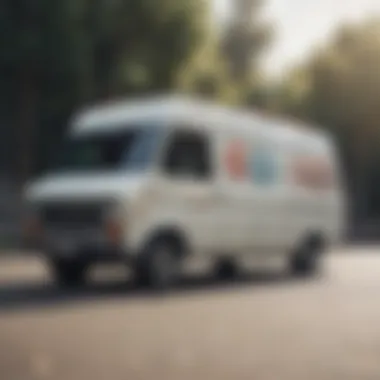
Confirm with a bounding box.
[292,156,334,189]
[225,140,247,180]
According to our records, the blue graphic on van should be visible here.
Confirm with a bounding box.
[249,147,278,185]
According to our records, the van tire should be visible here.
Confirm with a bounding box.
[49,258,88,287]
[289,235,324,277]
[135,238,181,290]
[290,254,317,277]
[214,258,238,280]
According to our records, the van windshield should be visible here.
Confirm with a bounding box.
[53,126,163,173]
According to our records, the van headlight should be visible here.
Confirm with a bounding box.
[103,205,125,246]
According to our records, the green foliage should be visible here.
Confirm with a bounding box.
[0,0,208,181]
[177,0,273,106]
[221,0,273,95]
[275,18,380,220]
[176,31,239,104]
[288,18,380,162]
[84,0,208,98]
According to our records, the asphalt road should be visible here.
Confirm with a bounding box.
[1,247,380,380]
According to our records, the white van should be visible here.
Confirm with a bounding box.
[23,95,346,288]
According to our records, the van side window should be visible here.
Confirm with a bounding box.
[162,131,211,179]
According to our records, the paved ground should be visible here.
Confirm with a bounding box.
[1,247,380,380]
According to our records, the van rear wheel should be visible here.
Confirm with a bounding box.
[290,254,317,277]
[289,235,324,277]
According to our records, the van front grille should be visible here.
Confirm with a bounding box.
[40,202,105,229]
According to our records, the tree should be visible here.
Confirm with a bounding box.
[0,0,83,182]
[277,18,380,222]
[176,29,238,104]
[0,0,209,182]
[221,0,273,101]
[85,0,208,98]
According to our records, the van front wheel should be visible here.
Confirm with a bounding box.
[135,238,181,290]
[49,258,88,287]
[214,258,238,280]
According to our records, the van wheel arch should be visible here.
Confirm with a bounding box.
[142,227,190,259]
[296,231,326,253]
[135,227,190,289]
[290,231,326,276]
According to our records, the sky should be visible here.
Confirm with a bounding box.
[214,0,380,78]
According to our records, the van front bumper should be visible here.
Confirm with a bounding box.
[49,246,133,264]
[23,235,134,264]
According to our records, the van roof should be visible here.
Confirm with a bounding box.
[72,94,331,147]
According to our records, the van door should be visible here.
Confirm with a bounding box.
[247,137,287,252]
[217,131,288,255]
[216,135,251,252]
[154,128,220,255]
[232,135,287,253]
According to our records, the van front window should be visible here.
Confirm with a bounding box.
[54,127,162,173]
